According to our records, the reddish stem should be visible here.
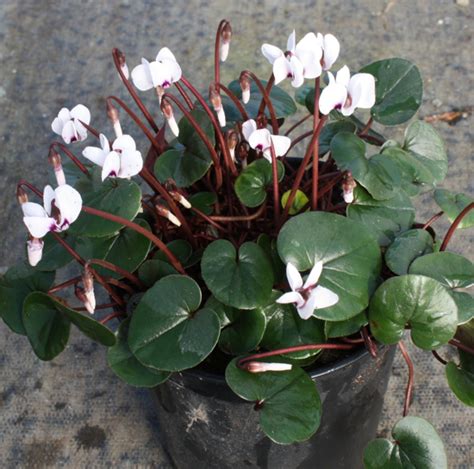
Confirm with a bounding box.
[50,142,89,176]
[48,276,81,294]
[398,341,414,417]
[431,350,448,365]
[79,120,100,139]
[311,77,321,210]
[362,326,377,358]
[100,311,126,324]
[269,144,280,224]
[17,180,43,198]
[285,114,312,136]
[174,82,194,110]
[449,338,474,356]
[257,74,275,117]
[440,202,474,251]
[422,211,444,230]
[358,117,373,137]
[218,83,249,120]
[210,202,266,222]
[214,19,228,84]
[88,258,144,289]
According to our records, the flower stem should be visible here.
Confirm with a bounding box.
[214,19,228,84]
[48,276,81,294]
[100,311,126,324]
[87,258,144,289]
[449,338,474,356]
[174,82,194,110]
[269,143,280,224]
[210,202,266,222]
[218,83,249,120]
[285,114,312,136]
[257,73,275,117]
[311,77,321,210]
[398,340,414,417]
[431,350,448,365]
[440,202,474,251]
[50,142,89,176]
[362,326,377,358]
[358,117,373,137]
[17,180,43,198]
[422,211,444,230]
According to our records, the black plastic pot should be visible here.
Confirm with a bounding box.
[152,345,395,469]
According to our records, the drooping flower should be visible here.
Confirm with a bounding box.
[244,362,293,373]
[51,104,91,144]
[131,47,182,98]
[82,134,143,181]
[241,119,291,163]
[219,22,232,62]
[22,184,82,239]
[261,31,323,88]
[342,172,357,203]
[276,261,339,320]
[316,33,340,70]
[319,65,375,116]
[26,237,44,267]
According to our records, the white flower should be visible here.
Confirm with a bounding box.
[51,104,91,144]
[82,134,143,181]
[316,33,340,70]
[277,261,339,320]
[131,47,182,92]
[261,31,323,88]
[242,119,291,163]
[245,362,293,373]
[22,184,82,239]
[26,237,44,267]
[319,65,376,116]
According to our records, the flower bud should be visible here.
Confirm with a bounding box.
[107,100,123,137]
[342,172,357,204]
[240,73,251,104]
[170,190,192,209]
[161,100,179,137]
[226,130,239,162]
[116,48,130,80]
[27,237,44,267]
[155,204,181,227]
[49,150,66,186]
[244,361,293,373]
[220,21,232,62]
[209,84,226,127]
[237,142,249,168]
[16,186,29,205]
[81,264,96,314]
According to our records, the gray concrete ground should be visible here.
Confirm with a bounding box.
[0,0,473,467]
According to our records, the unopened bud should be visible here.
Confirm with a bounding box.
[244,361,293,373]
[226,130,239,162]
[116,49,130,80]
[80,265,95,314]
[220,22,232,62]
[170,190,191,209]
[237,142,249,168]
[342,172,357,204]
[49,150,66,186]
[27,237,44,267]
[240,74,251,104]
[209,84,226,127]
[155,204,181,227]
[107,101,123,137]
[161,100,179,137]
[17,186,29,205]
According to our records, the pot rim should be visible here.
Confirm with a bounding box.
[175,345,377,385]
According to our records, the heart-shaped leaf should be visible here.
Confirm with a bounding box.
[0,264,54,335]
[347,187,415,246]
[225,358,321,444]
[450,292,474,324]
[201,240,274,309]
[128,275,220,371]
[434,189,474,229]
[206,297,266,354]
[360,58,423,125]
[281,189,309,215]
[259,291,326,359]
[188,191,217,215]
[445,350,474,407]
[234,159,285,208]
[257,234,285,285]
[363,416,447,469]
[331,132,402,200]
[369,275,458,349]
[107,318,171,387]
[385,229,434,275]
[324,311,368,339]
[318,120,357,155]
[277,212,381,321]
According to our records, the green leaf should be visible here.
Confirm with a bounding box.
[446,352,474,407]
[451,291,474,324]
[434,189,474,229]
[22,292,71,360]
[360,58,423,125]
[70,176,142,237]
[319,120,357,155]
[281,189,309,215]
[277,212,381,321]
[260,291,326,359]
[0,264,54,335]
[32,233,73,271]
[107,319,171,387]
[331,132,402,200]
[234,159,284,208]
[257,234,285,285]
[205,297,266,354]
[347,187,415,246]
[225,358,321,444]
[201,240,274,309]
[363,416,447,469]
[227,80,297,122]
[325,311,368,339]
[385,229,434,275]
[128,275,220,371]
[369,275,458,349]
[188,191,216,215]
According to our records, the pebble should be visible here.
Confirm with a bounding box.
[456,0,469,6]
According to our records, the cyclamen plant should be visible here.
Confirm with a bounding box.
[1,19,473,468]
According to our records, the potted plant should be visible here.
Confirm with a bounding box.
[1,19,472,468]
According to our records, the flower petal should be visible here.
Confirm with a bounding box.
[270,135,291,157]
[73,119,88,141]
[248,128,271,151]
[312,285,339,309]
[348,73,376,109]
[272,56,292,85]
[61,120,78,144]
[276,291,304,305]
[100,133,111,152]
[335,65,351,87]
[287,30,296,53]
[289,56,305,88]
[297,295,318,320]
[55,184,83,225]
[148,60,171,88]
[70,104,91,125]
[242,119,257,142]
[23,216,55,238]
[295,32,321,57]
[297,50,322,80]
[21,202,47,218]
[101,151,121,181]
[58,108,71,123]
[82,145,107,167]
[261,43,284,65]
[113,134,136,152]
[322,34,340,70]
[43,185,55,216]
[286,262,303,291]
[51,116,65,135]
[303,261,323,289]
[156,47,177,63]
[162,58,182,83]
[131,60,154,91]
[319,82,347,115]
[118,150,143,178]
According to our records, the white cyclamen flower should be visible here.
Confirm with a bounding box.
[82,134,143,181]
[22,184,82,239]
[51,104,91,144]
[26,237,44,267]
[316,33,340,70]
[319,65,376,116]
[131,47,182,92]
[261,30,323,88]
[242,119,291,163]
[277,261,339,320]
